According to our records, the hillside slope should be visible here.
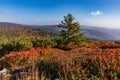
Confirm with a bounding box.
[0,22,58,38]
[82,28,114,41]
[81,26,120,41]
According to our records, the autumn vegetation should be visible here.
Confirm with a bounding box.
[0,14,120,80]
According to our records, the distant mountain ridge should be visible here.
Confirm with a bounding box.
[81,26,120,41]
[82,28,115,41]
[35,25,120,41]
[0,22,120,41]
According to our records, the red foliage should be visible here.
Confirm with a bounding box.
[1,41,120,74]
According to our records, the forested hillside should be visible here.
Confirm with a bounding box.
[0,22,58,39]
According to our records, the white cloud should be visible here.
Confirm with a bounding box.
[91,10,103,16]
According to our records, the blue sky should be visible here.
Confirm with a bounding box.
[0,0,120,29]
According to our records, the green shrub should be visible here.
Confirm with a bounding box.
[0,37,57,54]
[14,38,33,51]
[1,38,33,53]
[31,37,57,48]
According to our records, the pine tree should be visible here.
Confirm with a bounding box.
[58,13,84,44]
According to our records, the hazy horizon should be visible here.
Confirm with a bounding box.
[0,0,120,29]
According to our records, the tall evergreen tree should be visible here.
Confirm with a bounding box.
[58,13,84,44]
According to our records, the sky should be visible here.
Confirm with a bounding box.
[0,0,120,29]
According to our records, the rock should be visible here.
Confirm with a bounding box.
[0,68,9,75]
[0,68,10,79]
